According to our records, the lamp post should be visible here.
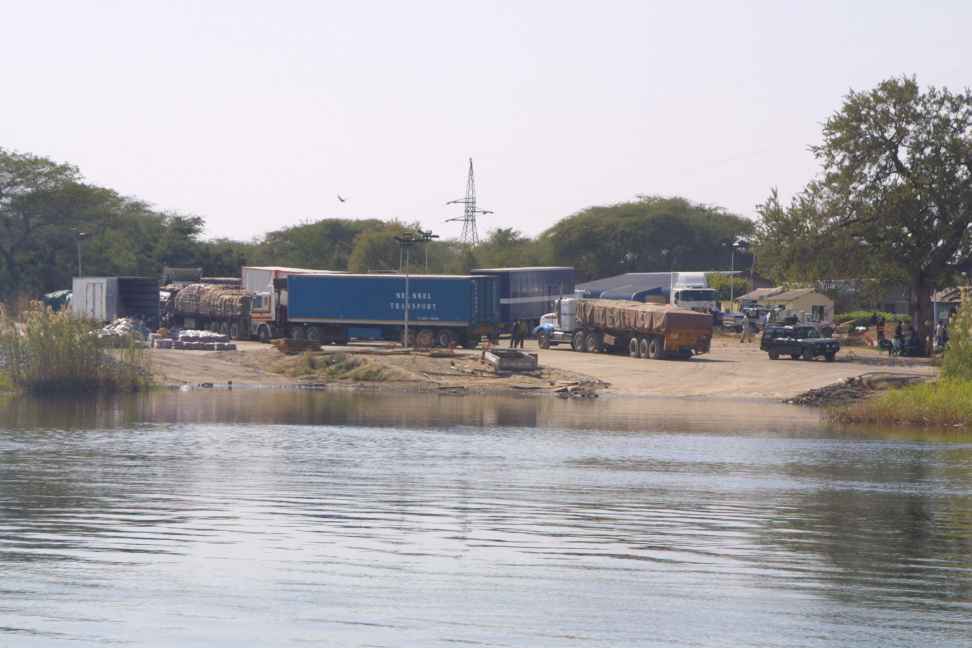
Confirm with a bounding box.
[394,230,438,348]
[724,239,749,308]
[76,231,87,277]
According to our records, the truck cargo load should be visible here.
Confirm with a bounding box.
[284,273,499,348]
[169,283,252,339]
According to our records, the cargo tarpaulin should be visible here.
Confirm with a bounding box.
[576,299,709,334]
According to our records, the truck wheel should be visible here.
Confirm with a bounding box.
[802,348,815,361]
[768,351,779,360]
[790,354,801,360]
[402,330,417,347]
[648,337,663,359]
[229,322,241,340]
[584,333,601,353]
[305,326,322,342]
[257,325,271,343]
[416,329,435,349]
[291,327,306,341]
[628,338,639,357]
[638,337,650,359]
[824,352,836,362]
[435,329,454,348]
[572,331,586,352]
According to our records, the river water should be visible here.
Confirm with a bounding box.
[1,390,970,647]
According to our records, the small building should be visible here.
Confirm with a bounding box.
[735,287,785,306]
[761,288,835,322]
[933,287,967,322]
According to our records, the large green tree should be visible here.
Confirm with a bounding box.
[540,196,753,282]
[755,77,972,346]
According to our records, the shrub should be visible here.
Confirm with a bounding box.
[943,304,972,381]
[0,302,150,394]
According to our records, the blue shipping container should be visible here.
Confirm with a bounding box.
[287,274,499,327]
[471,267,575,324]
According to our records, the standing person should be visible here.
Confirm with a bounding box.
[740,312,752,343]
[516,319,528,349]
[509,320,520,348]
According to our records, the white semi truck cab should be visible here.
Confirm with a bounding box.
[669,272,717,312]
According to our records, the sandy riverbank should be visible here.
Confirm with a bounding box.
[148,335,938,401]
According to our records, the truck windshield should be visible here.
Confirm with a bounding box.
[677,290,715,302]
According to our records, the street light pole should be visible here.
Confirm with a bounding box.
[395,230,438,348]
[76,232,87,277]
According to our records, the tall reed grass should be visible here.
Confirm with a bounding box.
[0,302,151,394]
[836,303,972,427]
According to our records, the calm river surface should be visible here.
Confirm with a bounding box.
[1,390,970,647]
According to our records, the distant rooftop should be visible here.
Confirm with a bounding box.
[735,287,785,302]
[472,266,574,272]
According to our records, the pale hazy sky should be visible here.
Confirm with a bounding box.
[1,1,968,241]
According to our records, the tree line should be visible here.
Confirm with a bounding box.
[0,148,753,299]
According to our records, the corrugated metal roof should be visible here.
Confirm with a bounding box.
[472,266,573,272]
[735,287,785,302]
[765,288,830,303]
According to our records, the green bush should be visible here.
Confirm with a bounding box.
[943,304,972,381]
[834,310,911,325]
[0,303,150,394]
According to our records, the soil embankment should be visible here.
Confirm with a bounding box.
[149,336,938,401]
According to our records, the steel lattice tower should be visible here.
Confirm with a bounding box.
[446,158,492,245]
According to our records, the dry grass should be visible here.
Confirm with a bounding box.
[835,379,972,427]
[0,302,151,394]
[279,351,414,382]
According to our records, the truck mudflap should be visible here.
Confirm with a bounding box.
[664,331,711,355]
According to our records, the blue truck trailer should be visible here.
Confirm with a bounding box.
[285,273,500,347]
[471,267,575,327]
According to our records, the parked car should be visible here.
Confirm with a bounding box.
[720,312,745,332]
[760,325,840,361]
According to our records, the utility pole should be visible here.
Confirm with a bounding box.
[394,230,438,348]
[446,158,493,246]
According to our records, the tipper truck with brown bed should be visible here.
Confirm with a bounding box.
[537,298,712,359]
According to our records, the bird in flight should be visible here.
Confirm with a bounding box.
[337,194,347,203]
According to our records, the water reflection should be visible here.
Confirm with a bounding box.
[0,391,970,647]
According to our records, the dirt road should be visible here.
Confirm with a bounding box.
[532,336,938,399]
[149,336,938,401]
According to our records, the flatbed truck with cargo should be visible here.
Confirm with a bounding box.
[537,298,712,359]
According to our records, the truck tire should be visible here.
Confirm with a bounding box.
[229,322,241,340]
[584,333,601,353]
[306,326,321,342]
[257,325,271,343]
[638,337,650,359]
[572,331,586,352]
[416,329,435,349]
[628,338,639,357]
[790,354,801,360]
[768,351,780,360]
[802,348,815,361]
[824,352,836,362]
[402,330,416,347]
[435,329,454,348]
[291,327,306,341]
[648,336,664,359]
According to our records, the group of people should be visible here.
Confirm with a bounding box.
[872,311,953,357]
[508,319,529,348]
